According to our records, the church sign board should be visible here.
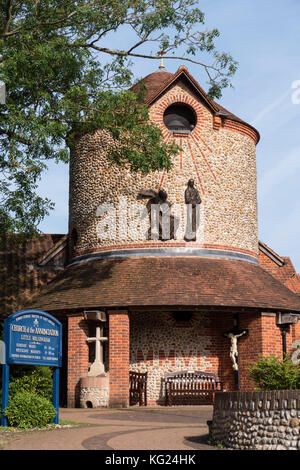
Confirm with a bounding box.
[3,310,62,367]
[1,309,62,427]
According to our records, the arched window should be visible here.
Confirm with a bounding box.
[163,103,196,132]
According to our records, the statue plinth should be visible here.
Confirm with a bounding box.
[79,374,109,408]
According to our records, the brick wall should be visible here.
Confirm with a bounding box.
[67,315,89,407]
[239,312,300,390]
[238,312,263,390]
[108,310,130,407]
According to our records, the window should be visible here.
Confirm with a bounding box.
[163,103,196,132]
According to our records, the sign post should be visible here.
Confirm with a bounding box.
[1,364,9,426]
[1,309,62,427]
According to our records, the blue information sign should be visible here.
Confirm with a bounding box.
[1,309,62,427]
[4,309,62,367]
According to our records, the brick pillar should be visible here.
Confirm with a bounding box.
[108,310,130,408]
[67,315,89,407]
[217,312,237,392]
[239,311,263,390]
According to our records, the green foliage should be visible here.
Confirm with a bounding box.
[9,366,53,401]
[248,355,300,391]
[3,391,56,429]
[0,0,237,235]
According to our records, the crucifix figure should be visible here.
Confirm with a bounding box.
[87,325,108,376]
[223,315,249,389]
[224,331,247,371]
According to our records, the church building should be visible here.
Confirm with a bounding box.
[1,65,300,408]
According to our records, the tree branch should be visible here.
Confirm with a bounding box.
[78,42,222,74]
[0,128,32,146]
[3,0,14,35]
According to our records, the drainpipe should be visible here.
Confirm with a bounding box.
[276,313,298,360]
[280,325,290,359]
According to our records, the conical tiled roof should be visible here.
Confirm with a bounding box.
[130,70,173,102]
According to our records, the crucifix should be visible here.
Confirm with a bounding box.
[223,315,249,389]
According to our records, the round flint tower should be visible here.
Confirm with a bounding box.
[68,65,260,265]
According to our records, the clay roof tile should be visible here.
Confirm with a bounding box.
[26,257,300,313]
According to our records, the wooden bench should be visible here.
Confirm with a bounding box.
[129,371,147,406]
[164,370,222,406]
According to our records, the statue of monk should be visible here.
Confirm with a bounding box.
[184,179,201,241]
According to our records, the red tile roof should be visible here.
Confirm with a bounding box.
[259,242,300,295]
[27,257,300,313]
[284,274,300,295]
[0,234,65,319]
[131,70,173,102]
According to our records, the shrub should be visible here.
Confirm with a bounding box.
[4,391,56,429]
[248,355,300,391]
[9,366,53,401]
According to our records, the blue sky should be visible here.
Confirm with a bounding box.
[38,0,300,271]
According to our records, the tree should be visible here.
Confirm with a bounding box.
[0,0,237,235]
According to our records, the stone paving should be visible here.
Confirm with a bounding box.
[3,405,217,451]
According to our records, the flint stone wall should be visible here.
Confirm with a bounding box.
[209,390,300,450]
[79,375,109,408]
[129,310,219,404]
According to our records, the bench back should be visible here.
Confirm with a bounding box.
[164,370,220,388]
[130,371,147,388]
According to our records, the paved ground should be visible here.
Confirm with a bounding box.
[2,406,217,451]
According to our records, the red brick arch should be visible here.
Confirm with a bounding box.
[150,92,259,145]
[150,93,208,138]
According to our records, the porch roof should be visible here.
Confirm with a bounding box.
[26,256,300,313]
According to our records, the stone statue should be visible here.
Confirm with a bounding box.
[224,331,247,371]
[184,179,201,241]
[137,188,178,240]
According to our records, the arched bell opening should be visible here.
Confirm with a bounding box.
[163,103,197,133]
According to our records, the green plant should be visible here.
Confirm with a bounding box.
[248,355,300,391]
[9,366,53,401]
[4,391,56,429]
